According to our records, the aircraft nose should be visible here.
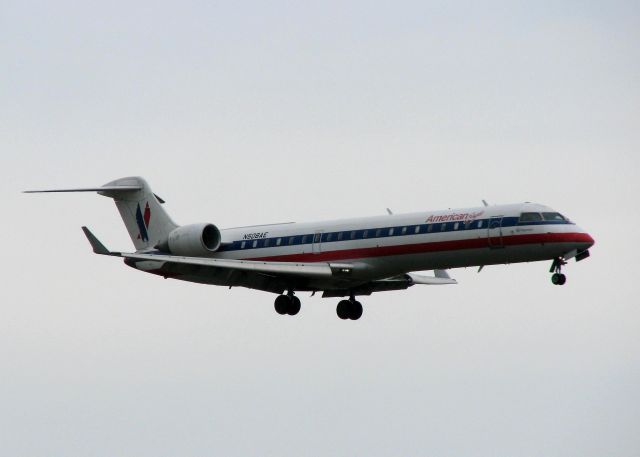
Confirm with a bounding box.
[585,232,595,247]
[574,226,595,248]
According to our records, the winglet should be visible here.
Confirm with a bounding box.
[81,226,117,256]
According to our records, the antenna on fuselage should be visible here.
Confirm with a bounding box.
[386,208,393,215]
[482,200,489,207]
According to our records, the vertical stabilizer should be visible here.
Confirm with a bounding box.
[98,177,178,251]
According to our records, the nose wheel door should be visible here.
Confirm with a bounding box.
[487,216,504,248]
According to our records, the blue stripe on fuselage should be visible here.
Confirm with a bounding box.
[217,217,572,253]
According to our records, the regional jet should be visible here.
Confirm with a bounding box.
[25,177,594,320]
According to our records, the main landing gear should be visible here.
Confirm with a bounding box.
[274,293,301,316]
[273,291,364,320]
[336,297,363,321]
[550,257,567,286]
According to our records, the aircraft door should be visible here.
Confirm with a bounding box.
[487,216,504,248]
[312,231,323,254]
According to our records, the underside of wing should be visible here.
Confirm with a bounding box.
[122,252,351,278]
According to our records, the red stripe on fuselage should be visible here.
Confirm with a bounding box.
[247,232,593,263]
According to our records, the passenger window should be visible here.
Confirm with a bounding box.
[313,233,321,243]
[252,240,258,248]
[375,228,382,237]
[241,241,246,249]
[302,235,309,244]
[362,230,368,239]
[441,223,447,232]
[389,228,394,236]
[276,238,282,246]
[337,232,343,241]
[542,212,566,221]
[427,225,433,233]
[350,231,356,240]
[264,238,270,247]
[414,226,420,234]
[519,212,543,222]
[454,222,459,230]
[288,237,295,245]
[401,227,407,235]
[326,233,333,242]
[477,220,483,228]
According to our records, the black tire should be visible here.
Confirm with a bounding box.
[337,300,350,320]
[274,295,290,315]
[349,301,363,320]
[551,273,560,285]
[288,295,301,315]
[558,274,567,285]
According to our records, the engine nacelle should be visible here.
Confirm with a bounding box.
[156,223,222,256]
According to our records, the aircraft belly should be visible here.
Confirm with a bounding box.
[134,242,576,293]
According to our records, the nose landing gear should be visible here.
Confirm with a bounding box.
[550,257,567,285]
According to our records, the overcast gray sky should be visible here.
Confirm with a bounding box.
[1,1,639,455]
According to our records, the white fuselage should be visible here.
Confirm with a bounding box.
[204,202,593,285]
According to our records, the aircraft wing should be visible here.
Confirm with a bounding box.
[82,226,455,294]
[121,252,345,277]
[82,226,352,278]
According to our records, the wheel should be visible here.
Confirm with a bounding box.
[337,300,350,320]
[558,274,567,285]
[349,300,363,320]
[288,295,301,315]
[551,273,561,285]
[274,294,290,315]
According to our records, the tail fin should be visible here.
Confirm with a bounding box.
[25,176,178,251]
[99,177,178,250]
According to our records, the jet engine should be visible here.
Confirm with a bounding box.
[156,223,222,256]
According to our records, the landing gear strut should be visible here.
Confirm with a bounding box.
[336,296,363,320]
[274,292,301,316]
[549,257,567,286]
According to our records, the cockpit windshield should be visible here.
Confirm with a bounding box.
[542,212,566,221]
[519,211,568,223]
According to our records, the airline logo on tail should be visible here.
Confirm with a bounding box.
[135,202,151,242]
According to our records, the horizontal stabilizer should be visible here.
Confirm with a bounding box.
[24,185,141,193]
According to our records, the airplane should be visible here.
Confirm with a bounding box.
[25,176,594,320]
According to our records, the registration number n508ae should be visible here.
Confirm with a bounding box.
[242,232,268,240]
